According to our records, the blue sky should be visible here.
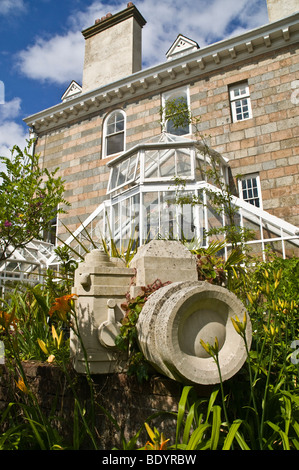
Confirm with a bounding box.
[0,0,269,157]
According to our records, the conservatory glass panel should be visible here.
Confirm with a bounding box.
[129,193,141,249]
[109,155,139,192]
[144,148,192,180]
[143,192,159,242]
[120,198,130,248]
[196,191,206,246]
[131,193,140,233]
[160,151,176,177]
[110,167,119,191]
[206,192,224,240]
[176,150,192,176]
[180,202,196,240]
[127,155,137,182]
[112,202,120,243]
[144,150,159,178]
[160,191,177,239]
[117,160,129,187]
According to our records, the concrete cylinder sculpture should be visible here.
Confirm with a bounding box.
[136,280,252,385]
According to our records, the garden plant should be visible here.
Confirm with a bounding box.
[0,140,298,450]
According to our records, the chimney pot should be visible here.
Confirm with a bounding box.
[106,13,112,18]
[95,18,100,24]
[127,2,134,7]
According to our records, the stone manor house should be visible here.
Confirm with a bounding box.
[2,0,299,284]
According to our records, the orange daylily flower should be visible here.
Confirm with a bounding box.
[142,423,170,450]
[15,377,29,394]
[144,437,170,450]
[0,310,17,330]
[49,294,77,321]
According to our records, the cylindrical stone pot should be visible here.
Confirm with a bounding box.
[136,281,252,385]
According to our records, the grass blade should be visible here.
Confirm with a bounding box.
[210,405,221,450]
[205,388,219,423]
[73,399,80,450]
[186,423,210,450]
[222,419,244,450]
[266,421,290,450]
[175,386,193,448]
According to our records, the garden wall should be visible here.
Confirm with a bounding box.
[0,361,210,449]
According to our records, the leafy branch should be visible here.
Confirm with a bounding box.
[0,140,69,262]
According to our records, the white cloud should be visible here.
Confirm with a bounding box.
[0,98,28,158]
[139,0,269,66]
[16,31,85,85]
[0,0,26,16]
[0,97,22,121]
[67,0,125,31]
[14,0,129,86]
[14,0,124,86]
[14,0,268,84]
[0,121,27,156]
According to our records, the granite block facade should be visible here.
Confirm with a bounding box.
[27,5,298,243]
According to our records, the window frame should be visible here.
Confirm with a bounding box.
[229,82,252,123]
[238,173,262,209]
[102,109,126,158]
[161,86,191,136]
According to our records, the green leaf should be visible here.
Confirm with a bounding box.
[205,388,219,423]
[186,423,210,450]
[222,420,245,450]
[24,416,47,450]
[182,403,196,446]
[210,405,221,450]
[175,386,193,448]
[73,399,80,450]
[266,421,290,450]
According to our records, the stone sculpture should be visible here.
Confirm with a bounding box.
[136,280,251,385]
[71,240,252,385]
[70,247,135,374]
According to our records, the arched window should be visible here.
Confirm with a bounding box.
[103,110,126,158]
[162,87,190,136]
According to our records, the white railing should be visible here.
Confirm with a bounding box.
[47,201,110,267]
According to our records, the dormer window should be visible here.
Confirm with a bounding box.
[61,80,82,102]
[166,34,199,60]
[103,110,126,158]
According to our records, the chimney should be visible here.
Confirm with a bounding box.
[81,3,146,93]
[267,0,299,22]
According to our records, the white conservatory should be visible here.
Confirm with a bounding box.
[57,132,299,262]
[1,132,298,291]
